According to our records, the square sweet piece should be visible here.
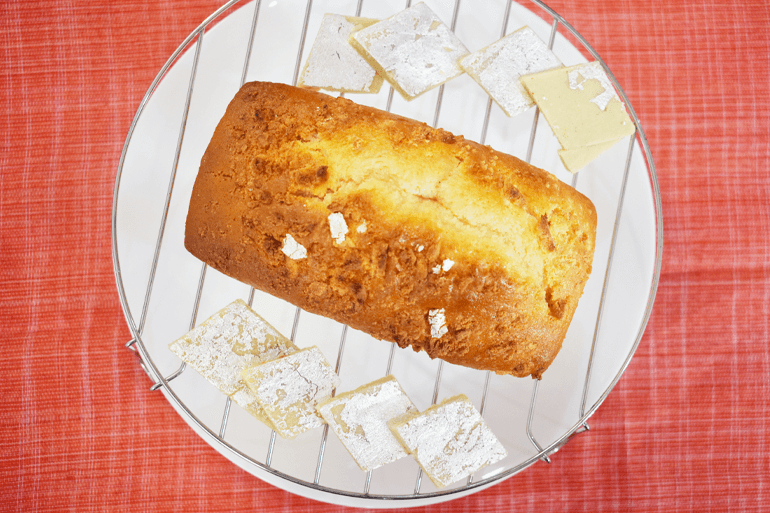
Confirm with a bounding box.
[350,2,469,100]
[459,26,562,117]
[388,394,506,488]
[242,346,341,439]
[520,61,636,172]
[298,14,384,94]
[168,299,297,429]
[316,375,418,471]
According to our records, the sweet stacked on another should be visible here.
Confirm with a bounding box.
[317,376,417,472]
[521,61,636,172]
[242,346,340,439]
[170,300,338,437]
[168,299,297,429]
[389,394,507,488]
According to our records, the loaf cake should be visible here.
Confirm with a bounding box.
[184,81,596,378]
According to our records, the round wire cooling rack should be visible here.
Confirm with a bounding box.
[112,0,663,507]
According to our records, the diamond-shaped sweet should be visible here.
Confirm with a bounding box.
[242,346,341,439]
[388,394,506,488]
[317,375,417,471]
[520,61,636,172]
[460,26,562,117]
[299,14,383,94]
[350,3,469,100]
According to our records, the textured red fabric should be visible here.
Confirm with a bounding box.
[1,0,768,511]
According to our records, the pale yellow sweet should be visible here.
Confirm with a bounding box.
[242,346,341,439]
[168,299,297,429]
[557,138,624,173]
[520,61,635,172]
[316,375,417,471]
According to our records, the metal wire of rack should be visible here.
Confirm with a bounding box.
[113,0,663,503]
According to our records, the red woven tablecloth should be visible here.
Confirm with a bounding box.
[2,0,768,510]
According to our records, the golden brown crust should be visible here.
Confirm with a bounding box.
[185,82,597,378]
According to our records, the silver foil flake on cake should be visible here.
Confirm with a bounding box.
[282,234,307,260]
[328,212,349,243]
[429,308,448,339]
[568,61,619,111]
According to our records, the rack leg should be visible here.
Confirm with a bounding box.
[219,397,232,439]
[526,380,552,464]
[150,262,207,391]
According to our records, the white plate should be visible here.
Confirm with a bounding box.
[113,0,662,507]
